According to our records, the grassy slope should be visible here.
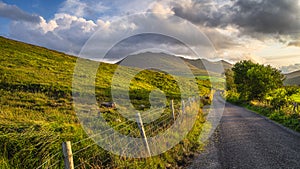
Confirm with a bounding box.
[0,36,213,168]
[0,36,84,168]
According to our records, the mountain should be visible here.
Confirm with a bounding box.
[183,57,232,74]
[117,52,232,76]
[280,64,300,74]
[284,70,300,86]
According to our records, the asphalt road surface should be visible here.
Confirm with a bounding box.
[189,96,300,169]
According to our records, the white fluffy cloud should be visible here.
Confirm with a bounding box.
[10,13,102,55]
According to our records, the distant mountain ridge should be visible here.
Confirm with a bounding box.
[284,70,300,86]
[116,52,232,75]
[182,57,232,74]
[280,64,300,74]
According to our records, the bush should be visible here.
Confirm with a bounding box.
[265,88,293,110]
[225,90,241,104]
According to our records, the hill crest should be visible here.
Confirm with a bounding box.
[116,51,232,75]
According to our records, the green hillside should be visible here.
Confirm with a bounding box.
[284,70,300,86]
[0,36,213,168]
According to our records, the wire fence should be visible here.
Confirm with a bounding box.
[35,96,202,169]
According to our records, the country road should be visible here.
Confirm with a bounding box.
[189,94,300,169]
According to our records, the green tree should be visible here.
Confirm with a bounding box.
[232,60,284,101]
[224,68,236,91]
[231,60,256,100]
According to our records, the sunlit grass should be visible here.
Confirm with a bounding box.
[292,93,300,102]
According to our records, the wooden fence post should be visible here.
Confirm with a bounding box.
[136,113,151,157]
[62,141,74,169]
[171,100,175,121]
[182,100,185,114]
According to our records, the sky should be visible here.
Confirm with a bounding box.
[0,0,300,73]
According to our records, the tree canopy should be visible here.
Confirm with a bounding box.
[231,60,284,101]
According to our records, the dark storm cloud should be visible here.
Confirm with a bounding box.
[171,0,232,27]
[0,2,41,23]
[172,0,300,35]
[232,0,300,34]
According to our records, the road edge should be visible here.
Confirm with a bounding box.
[226,101,300,138]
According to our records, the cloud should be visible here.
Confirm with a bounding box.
[171,0,233,27]
[231,0,300,35]
[61,0,155,19]
[74,13,214,60]
[5,2,243,63]
[0,1,41,23]
[172,0,300,36]
[148,2,174,18]
[5,0,218,59]
[102,0,154,15]
[103,33,195,61]
[288,41,300,47]
[59,0,108,18]
[9,13,100,55]
[200,26,241,50]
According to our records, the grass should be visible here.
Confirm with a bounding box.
[244,103,300,132]
[196,76,225,83]
[0,36,217,168]
[292,93,300,102]
[224,91,300,132]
